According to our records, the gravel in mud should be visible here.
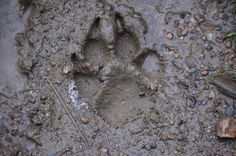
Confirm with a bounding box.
[0,0,236,155]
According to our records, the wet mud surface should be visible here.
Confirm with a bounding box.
[0,0,236,155]
[0,0,28,94]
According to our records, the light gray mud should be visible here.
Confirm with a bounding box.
[0,0,236,155]
[0,0,28,94]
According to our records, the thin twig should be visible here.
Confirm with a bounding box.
[46,77,89,148]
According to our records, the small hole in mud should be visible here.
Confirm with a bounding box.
[70,53,77,62]
[98,65,104,71]
[230,75,236,81]
[92,18,100,28]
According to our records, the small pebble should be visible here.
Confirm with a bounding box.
[198,148,203,152]
[208,91,215,99]
[174,52,180,59]
[176,120,184,126]
[203,43,213,51]
[201,68,209,76]
[219,51,225,57]
[40,94,47,101]
[194,14,205,24]
[191,88,198,95]
[201,35,207,41]
[225,41,232,48]
[139,92,145,97]
[188,21,193,27]
[213,98,221,107]
[27,94,36,104]
[200,99,208,105]
[215,25,222,31]
[149,83,157,91]
[186,96,196,108]
[145,144,151,150]
[69,12,76,17]
[141,144,145,149]
[182,28,188,37]
[173,20,179,27]
[63,66,70,74]
[226,105,235,117]
[161,147,165,153]
[216,117,236,138]
[165,32,174,40]
[223,21,227,25]
[204,84,210,90]
[209,34,216,42]
[50,60,56,67]
[177,134,185,141]
[174,105,180,112]
[81,117,90,124]
[97,2,104,8]
[215,36,223,43]
[149,141,157,149]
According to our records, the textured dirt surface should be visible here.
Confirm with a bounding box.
[0,0,236,155]
[0,0,28,94]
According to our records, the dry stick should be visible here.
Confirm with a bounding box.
[46,77,89,148]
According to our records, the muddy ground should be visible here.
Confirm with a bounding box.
[0,0,236,155]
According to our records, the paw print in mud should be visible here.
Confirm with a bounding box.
[71,4,165,127]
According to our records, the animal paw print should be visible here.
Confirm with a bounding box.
[71,4,165,127]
